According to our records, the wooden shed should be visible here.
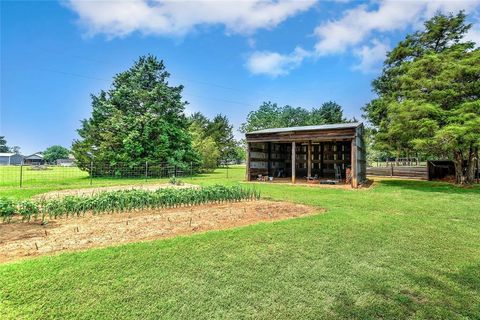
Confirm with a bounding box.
[245,123,366,188]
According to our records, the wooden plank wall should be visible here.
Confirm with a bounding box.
[366,166,429,180]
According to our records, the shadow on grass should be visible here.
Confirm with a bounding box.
[376,179,480,194]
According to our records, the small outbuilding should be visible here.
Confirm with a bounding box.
[245,122,366,188]
[0,153,24,165]
[24,153,45,165]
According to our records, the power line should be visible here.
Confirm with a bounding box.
[3,64,256,107]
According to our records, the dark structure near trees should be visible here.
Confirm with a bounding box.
[245,123,366,188]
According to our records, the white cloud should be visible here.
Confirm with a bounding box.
[465,25,480,45]
[245,47,311,77]
[66,0,317,38]
[353,39,389,73]
[314,0,480,55]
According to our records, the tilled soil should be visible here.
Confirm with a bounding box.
[0,200,321,263]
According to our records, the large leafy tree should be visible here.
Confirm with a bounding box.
[363,12,479,184]
[240,101,347,133]
[309,101,346,125]
[206,114,237,164]
[0,136,9,153]
[72,55,198,172]
[43,145,70,164]
[188,120,220,171]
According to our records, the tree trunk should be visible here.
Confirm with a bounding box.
[453,151,464,185]
[466,147,478,184]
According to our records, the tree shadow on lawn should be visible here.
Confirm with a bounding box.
[376,179,480,195]
[329,262,480,319]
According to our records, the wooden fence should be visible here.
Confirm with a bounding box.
[367,166,429,180]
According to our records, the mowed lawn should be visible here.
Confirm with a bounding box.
[0,165,236,199]
[1,167,479,319]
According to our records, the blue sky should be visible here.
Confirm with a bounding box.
[1,0,479,154]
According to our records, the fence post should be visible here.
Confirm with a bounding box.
[145,161,148,182]
[391,163,394,177]
[226,164,229,179]
[174,165,177,177]
[19,164,23,188]
[90,161,93,186]
[190,162,193,180]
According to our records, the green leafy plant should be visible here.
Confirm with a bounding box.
[169,176,184,186]
[0,198,16,222]
[17,200,39,222]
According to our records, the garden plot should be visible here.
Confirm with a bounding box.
[0,200,319,263]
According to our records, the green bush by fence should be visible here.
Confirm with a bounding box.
[0,185,260,223]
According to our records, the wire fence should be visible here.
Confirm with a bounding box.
[0,161,213,189]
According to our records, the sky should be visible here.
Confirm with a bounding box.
[1,0,479,154]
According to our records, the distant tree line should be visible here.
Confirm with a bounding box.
[239,101,351,134]
[188,112,244,171]
[0,136,20,154]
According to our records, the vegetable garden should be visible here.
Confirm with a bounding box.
[0,185,260,223]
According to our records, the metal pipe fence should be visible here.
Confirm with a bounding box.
[0,161,215,189]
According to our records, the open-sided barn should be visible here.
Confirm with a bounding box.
[245,123,366,188]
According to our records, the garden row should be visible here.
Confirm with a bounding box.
[0,185,260,223]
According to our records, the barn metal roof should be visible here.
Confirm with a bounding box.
[0,153,16,157]
[247,122,362,135]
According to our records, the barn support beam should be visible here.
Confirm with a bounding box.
[307,140,312,178]
[351,138,358,188]
[291,141,296,184]
[246,142,251,181]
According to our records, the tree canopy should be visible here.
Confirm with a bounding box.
[43,145,70,164]
[363,12,480,184]
[240,101,347,133]
[0,136,9,153]
[188,112,240,167]
[72,55,199,172]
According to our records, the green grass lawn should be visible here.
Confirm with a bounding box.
[0,165,236,199]
[1,167,479,319]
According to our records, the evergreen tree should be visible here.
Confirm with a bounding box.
[72,55,199,173]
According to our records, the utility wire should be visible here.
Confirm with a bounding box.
[3,64,256,107]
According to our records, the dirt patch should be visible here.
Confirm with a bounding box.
[33,183,199,200]
[0,200,321,263]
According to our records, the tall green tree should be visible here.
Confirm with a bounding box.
[43,145,70,164]
[188,120,220,171]
[363,12,480,184]
[206,114,237,164]
[0,136,9,153]
[72,55,199,173]
[310,101,345,124]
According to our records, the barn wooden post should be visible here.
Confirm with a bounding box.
[307,140,312,178]
[351,138,357,188]
[246,142,251,181]
[291,141,296,184]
